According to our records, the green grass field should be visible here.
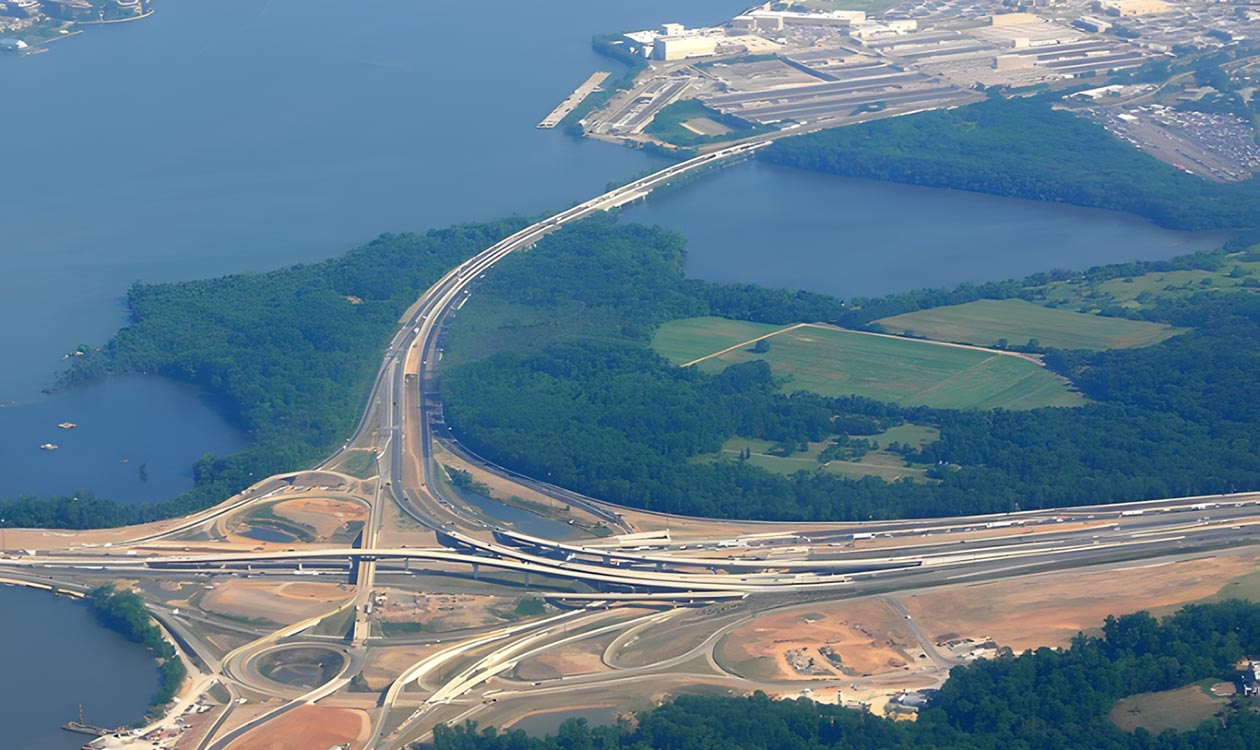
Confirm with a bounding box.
[708,429,938,482]
[655,319,1084,410]
[1030,251,1260,312]
[652,317,787,365]
[1109,680,1228,734]
[874,298,1182,351]
[1208,571,1260,603]
[442,298,634,368]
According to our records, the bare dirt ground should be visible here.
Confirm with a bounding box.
[611,605,746,668]
[203,630,252,655]
[515,635,618,682]
[719,599,917,681]
[233,705,369,750]
[374,589,521,632]
[200,580,353,625]
[361,644,445,691]
[376,498,438,548]
[270,496,367,539]
[207,702,280,742]
[899,550,1260,651]
[170,706,227,750]
[1,470,364,553]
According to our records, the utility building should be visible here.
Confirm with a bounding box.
[653,35,718,61]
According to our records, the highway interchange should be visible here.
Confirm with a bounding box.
[4,140,1260,748]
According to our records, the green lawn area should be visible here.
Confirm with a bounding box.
[664,320,1083,410]
[331,449,377,479]
[1208,571,1260,603]
[1109,680,1229,734]
[1030,250,1260,312]
[652,316,787,365]
[703,425,939,482]
[644,99,775,148]
[443,298,636,368]
[874,298,1183,351]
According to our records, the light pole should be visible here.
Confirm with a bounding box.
[1,517,6,552]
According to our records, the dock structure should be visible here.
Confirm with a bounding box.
[538,71,611,128]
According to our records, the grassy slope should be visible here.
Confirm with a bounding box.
[874,298,1184,350]
[652,316,786,364]
[644,99,773,148]
[1032,252,1260,312]
[656,320,1082,409]
[1108,680,1228,734]
[710,428,938,482]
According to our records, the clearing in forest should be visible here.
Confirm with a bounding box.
[653,318,1083,410]
[874,298,1183,350]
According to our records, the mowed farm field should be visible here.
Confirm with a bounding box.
[651,316,786,365]
[652,318,1084,410]
[874,298,1183,350]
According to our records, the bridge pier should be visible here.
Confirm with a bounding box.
[471,562,479,580]
[523,571,531,588]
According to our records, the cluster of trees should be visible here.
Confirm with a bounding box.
[0,220,526,529]
[429,600,1260,750]
[442,216,1260,521]
[838,251,1225,329]
[13,208,1257,529]
[10,91,1260,530]
[90,585,186,708]
[761,95,1260,232]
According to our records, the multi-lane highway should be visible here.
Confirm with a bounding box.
[7,138,1260,750]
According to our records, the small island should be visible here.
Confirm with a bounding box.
[0,0,153,53]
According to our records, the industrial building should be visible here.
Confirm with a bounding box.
[40,0,92,20]
[990,12,1039,26]
[0,0,40,17]
[744,8,867,27]
[1073,16,1112,32]
[1093,0,1173,15]
[1244,661,1260,697]
[652,35,719,61]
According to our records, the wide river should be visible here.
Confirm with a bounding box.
[0,585,156,750]
[0,0,1228,744]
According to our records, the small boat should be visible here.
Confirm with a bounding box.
[58,422,77,429]
[40,443,59,451]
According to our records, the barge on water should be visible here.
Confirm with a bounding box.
[63,705,123,740]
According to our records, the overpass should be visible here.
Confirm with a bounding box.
[15,132,1260,750]
[131,546,860,594]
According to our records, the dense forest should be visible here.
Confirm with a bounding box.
[426,600,1260,750]
[0,220,526,529]
[8,209,1260,528]
[441,216,1260,521]
[9,94,1260,530]
[90,586,186,709]
[761,95,1260,233]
